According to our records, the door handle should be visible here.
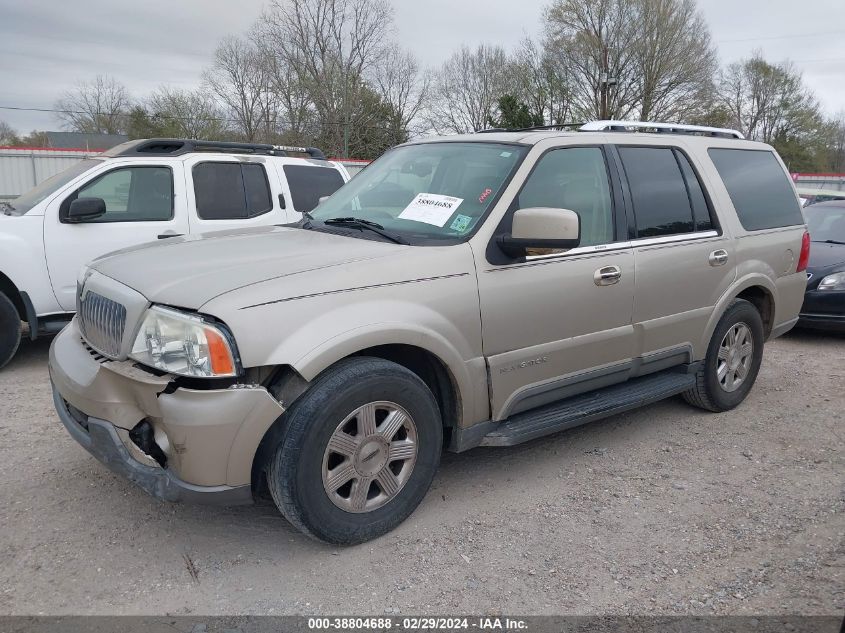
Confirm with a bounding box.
[709,249,729,266]
[594,265,622,286]
[157,232,184,239]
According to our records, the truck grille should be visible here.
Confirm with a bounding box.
[78,291,127,358]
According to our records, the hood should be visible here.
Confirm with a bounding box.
[807,241,845,274]
[90,225,409,309]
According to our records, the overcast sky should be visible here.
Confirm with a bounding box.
[1,0,843,134]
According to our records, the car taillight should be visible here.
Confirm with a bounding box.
[797,231,811,273]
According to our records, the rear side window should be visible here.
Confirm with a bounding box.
[708,149,803,231]
[676,152,713,231]
[193,162,273,220]
[283,165,345,213]
[618,147,694,238]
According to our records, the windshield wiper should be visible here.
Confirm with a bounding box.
[814,239,845,245]
[323,217,409,245]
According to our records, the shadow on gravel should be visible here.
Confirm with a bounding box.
[5,334,52,371]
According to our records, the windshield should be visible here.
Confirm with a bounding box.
[4,159,100,215]
[805,205,845,243]
[310,142,528,242]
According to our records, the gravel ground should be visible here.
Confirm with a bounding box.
[0,329,842,616]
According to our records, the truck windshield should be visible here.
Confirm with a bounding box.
[310,142,528,242]
[4,159,101,215]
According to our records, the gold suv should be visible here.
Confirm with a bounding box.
[50,121,809,544]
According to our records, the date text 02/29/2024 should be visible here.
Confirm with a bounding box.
[307,617,529,630]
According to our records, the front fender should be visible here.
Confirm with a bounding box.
[283,301,487,429]
[0,215,61,315]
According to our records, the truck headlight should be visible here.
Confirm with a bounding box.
[129,306,238,378]
[818,272,845,291]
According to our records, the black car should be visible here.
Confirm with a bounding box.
[800,201,845,331]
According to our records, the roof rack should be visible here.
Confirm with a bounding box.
[104,138,327,160]
[579,120,744,139]
[478,123,584,134]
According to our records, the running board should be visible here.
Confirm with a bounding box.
[480,371,696,448]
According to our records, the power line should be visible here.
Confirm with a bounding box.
[718,30,845,43]
[0,104,401,132]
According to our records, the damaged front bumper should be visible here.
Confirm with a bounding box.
[49,319,285,505]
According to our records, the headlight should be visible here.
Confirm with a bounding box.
[818,272,845,291]
[129,306,238,378]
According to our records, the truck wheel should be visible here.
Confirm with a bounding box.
[683,299,764,412]
[267,357,442,545]
[0,292,22,370]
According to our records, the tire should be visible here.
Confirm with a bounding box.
[267,357,443,545]
[683,299,764,412]
[0,292,22,370]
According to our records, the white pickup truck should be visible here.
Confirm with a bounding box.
[0,138,351,368]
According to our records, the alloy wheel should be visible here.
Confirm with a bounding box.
[321,401,418,513]
[716,322,754,393]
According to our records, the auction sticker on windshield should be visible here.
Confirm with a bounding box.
[398,193,463,227]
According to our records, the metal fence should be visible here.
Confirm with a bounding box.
[0,146,102,200]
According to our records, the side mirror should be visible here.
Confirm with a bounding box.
[66,197,106,223]
[497,207,581,257]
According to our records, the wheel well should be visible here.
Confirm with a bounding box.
[0,272,25,321]
[249,346,462,498]
[351,344,461,441]
[736,286,774,338]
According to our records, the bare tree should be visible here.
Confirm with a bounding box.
[511,37,572,125]
[146,87,229,139]
[54,75,130,134]
[203,36,270,141]
[825,111,845,172]
[544,0,640,120]
[0,120,18,145]
[632,0,717,121]
[260,0,394,155]
[718,53,820,143]
[544,0,715,122]
[427,44,512,134]
[374,44,429,139]
[252,23,316,143]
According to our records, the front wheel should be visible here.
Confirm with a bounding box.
[683,299,764,412]
[0,292,22,370]
[267,357,442,545]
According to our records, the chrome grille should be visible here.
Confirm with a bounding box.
[78,291,126,358]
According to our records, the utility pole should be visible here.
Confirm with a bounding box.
[600,45,609,120]
[599,44,618,120]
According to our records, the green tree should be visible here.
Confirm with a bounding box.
[488,94,544,129]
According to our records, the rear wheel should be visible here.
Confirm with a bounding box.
[267,357,442,545]
[0,292,21,370]
[683,299,764,412]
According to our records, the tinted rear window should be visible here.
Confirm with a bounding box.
[193,162,273,220]
[708,149,803,231]
[618,147,695,238]
[284,165,345,213]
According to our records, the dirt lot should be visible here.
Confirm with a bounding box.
[0,330,842,616]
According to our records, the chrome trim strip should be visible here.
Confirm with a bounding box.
[523,241,632,262]
[630,230,719,247]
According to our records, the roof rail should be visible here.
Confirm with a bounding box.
[478,123,584,134]
[579,120,744,139]
[104,138,327,160]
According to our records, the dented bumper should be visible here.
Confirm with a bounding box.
[49,319,285,503]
